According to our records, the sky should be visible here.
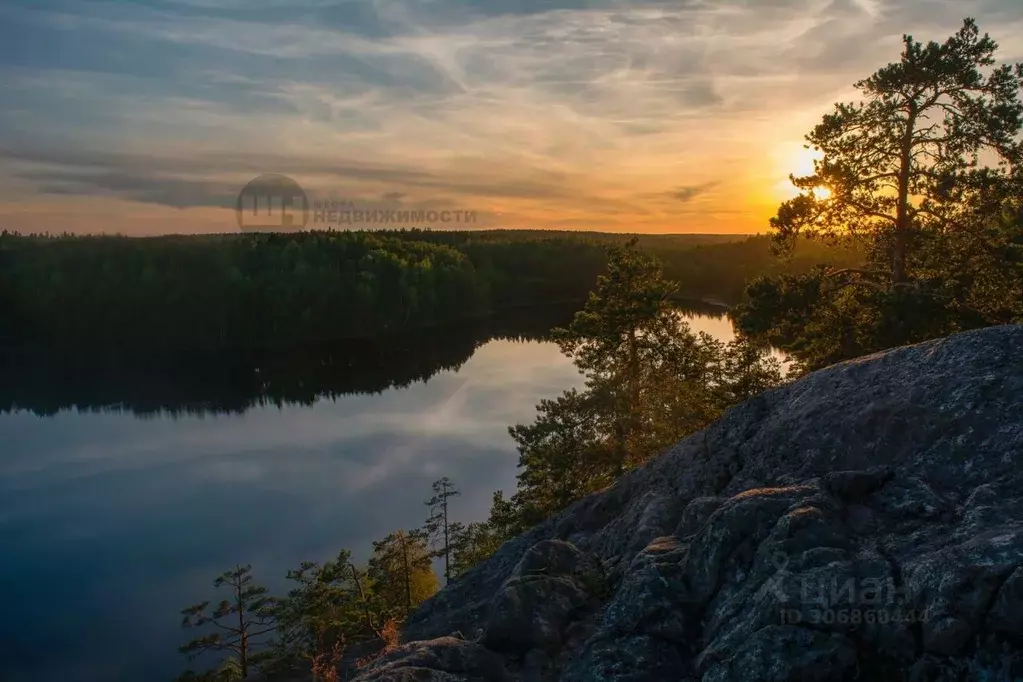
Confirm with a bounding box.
[0,0,1020,236]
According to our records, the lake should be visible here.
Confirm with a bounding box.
[0,304,748,681]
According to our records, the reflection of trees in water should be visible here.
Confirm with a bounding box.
[0,302,725,418]
[0,306,583,417]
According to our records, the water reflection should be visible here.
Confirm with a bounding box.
[0,302,735,682]
[0,300,730,417]
[0,305,579,417]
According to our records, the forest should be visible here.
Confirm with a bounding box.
[0,229,858,352]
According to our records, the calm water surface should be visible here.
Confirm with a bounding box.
[0,308,743,681]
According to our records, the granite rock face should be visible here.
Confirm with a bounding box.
[354,326,1023,681]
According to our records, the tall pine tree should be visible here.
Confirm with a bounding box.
[424,477,460,584]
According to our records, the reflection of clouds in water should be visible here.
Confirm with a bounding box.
[202,458,267,483]
[0,339,586,587]
[2,322,766,682]
[421,375,472,430]
[323,339,583,493]
[1,340,579,485]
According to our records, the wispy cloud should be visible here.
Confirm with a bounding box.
[0,0,1020,234]
[670,182,721,203]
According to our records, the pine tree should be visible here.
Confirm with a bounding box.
[449,521,505,580]
[268,550,366,676]
[738,18,1023,369]
[424,477,460,584]
[178,565,276,680]
[367,529,438,620]
[551,238,680,475]
[506,240,769,524]
[772,18,1023,285]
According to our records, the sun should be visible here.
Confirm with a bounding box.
[773,144,831,200]
[791,145,822,177]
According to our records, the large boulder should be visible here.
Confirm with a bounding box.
[362,325,1023,681]
[483,540,607,656]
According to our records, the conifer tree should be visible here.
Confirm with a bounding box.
[178,565,276,680]
[367,529,437,620]
[424,477,460,584]
[738,18,1023,369]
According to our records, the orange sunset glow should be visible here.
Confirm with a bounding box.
[0,2,1020,235]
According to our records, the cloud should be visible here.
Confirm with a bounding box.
[670,182,720,203]
[0,0,1020,234]
[22,169,234,210]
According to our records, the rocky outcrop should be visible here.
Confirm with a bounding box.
[355,325,1023,681]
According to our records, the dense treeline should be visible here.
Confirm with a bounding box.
[386,229,740,248]
[0,231,484,350]
[0,229,857,352]
[656,236,862,304]
[423,229,862,307]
